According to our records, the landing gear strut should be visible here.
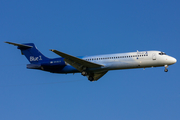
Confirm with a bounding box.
[164,65,168,72]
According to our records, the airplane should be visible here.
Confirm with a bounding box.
[5,41,177,81]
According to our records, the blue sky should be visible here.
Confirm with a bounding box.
[0,0,180,120]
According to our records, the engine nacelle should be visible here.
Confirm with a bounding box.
[27,64,41,69]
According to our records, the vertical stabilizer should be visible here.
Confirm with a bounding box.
[5,42,50,64]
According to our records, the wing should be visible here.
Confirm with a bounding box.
[50,49,104,71]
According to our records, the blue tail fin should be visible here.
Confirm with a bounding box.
[18,43,49,64]
[5,42,49,64]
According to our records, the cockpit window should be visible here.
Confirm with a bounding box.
[159,52,166,55]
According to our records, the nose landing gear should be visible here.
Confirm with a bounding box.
[164,65,168,72]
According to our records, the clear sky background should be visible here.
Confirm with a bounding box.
[0,0,180,120]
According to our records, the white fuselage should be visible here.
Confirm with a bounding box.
[79,51,177,72]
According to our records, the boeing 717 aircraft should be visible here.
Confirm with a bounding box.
[5,42,177,81]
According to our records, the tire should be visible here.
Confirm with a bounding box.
[164,69,168,72]
[88,76,94,81]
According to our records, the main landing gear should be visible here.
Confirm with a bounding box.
[88,76,94,81]
[81,67,94,81]
[81,71,94,81]
[81,71,87,76]
[81,66,88,76]
[164,65,168,72]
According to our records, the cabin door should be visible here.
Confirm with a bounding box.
[152,53,156,60]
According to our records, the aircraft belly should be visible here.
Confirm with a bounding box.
[103,59,138,70]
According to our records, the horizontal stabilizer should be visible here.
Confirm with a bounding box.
[5,41,33,48]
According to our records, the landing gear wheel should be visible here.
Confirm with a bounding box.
[164,65,168,72]
[88,76,94,81]
[81,71,87,76]
[164,69,168,72]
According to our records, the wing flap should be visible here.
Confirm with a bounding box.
[88,71,108,81]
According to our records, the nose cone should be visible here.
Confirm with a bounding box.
[173,58,177,63]
[170,57,177,64]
